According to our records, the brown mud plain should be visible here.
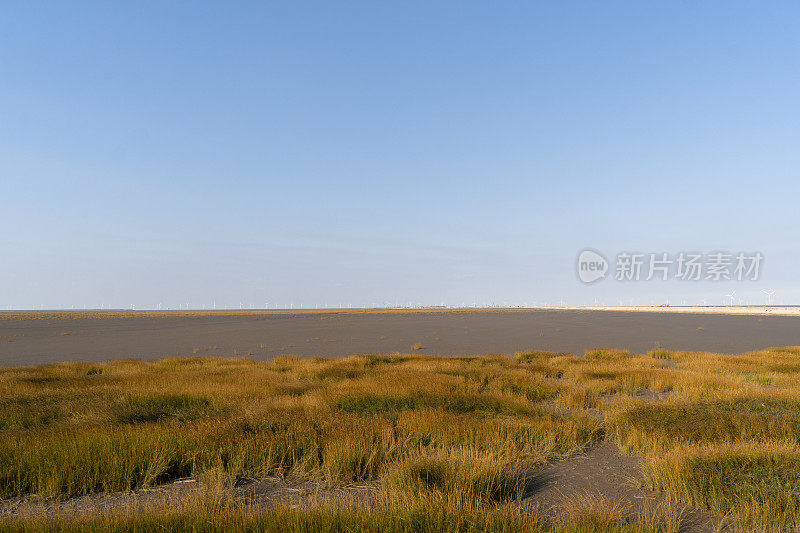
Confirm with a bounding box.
[2,308,800,366]
[2,310,800,531]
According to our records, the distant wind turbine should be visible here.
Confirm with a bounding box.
[762,289,775,306]
[725,291,736,306]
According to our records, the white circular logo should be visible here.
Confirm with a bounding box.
[577,249,608,283]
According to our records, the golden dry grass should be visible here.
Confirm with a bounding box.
[0,353,601,502]
[4,346,800,530]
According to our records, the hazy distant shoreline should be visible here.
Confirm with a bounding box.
[1,305,799,319]
[557,306,800,317]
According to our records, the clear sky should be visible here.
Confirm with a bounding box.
[3,2,800,310]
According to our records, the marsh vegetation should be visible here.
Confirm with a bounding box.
[2,347,800,530]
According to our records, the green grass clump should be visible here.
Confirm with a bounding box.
[515,351,563,363]
[333,391,531,417]
[0,396,63,430]
[584,349,630,362]
[319,414,398,482]
[514,351,569,377]
[385,450,526,504]
[113,394,213,424]
[397,408,601,461]
[0,426,196,498]
[334,393,419,413]
[499,379,560,403]
[613,396,800,451]
[643,444,800,530]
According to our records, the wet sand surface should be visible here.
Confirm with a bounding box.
[1,309,799,366]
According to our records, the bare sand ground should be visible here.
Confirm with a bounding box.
[1,308,799,366]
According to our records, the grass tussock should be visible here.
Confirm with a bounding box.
[557,492,681,533]
[0,425,196,498]
[384,449,526,504]
[643,443,800,530]
[612,395,800,451]
[397,408,600,461]
[648,349,672,360]
[113,394,213,424]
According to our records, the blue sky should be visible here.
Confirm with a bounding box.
[3,2,800,309]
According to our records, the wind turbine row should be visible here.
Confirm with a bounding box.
[762,289,776,306]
